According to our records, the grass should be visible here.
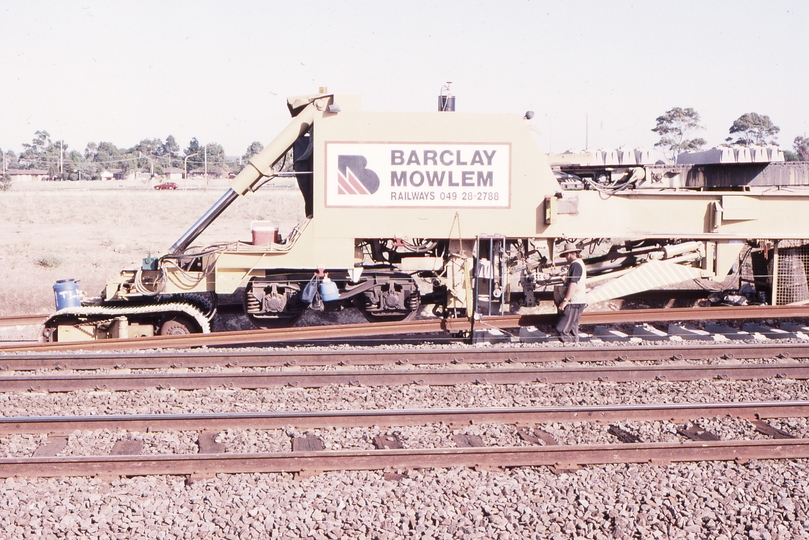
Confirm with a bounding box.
[36,255,62,268]
[0,180,305,315]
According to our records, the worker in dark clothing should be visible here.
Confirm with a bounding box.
[293,131,314,218]
[556,242,587,343]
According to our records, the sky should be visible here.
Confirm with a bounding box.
[1,0,807,159]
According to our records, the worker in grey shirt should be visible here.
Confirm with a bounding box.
[556,242,587,343]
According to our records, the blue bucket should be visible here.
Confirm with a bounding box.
[319,279,340,302]
[53,279,82,310]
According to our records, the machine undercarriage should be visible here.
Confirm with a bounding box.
[43,233,773,342]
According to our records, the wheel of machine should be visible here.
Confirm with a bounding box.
[356,291,420,323]
[42,325,57,342]
[159,315,197,335]
[355,273,421,323]
[244,276,308,328]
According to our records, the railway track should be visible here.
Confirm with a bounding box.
[1,341,809,371]
[2,303,809,352]
[0,313,48,327]
[4,440,809,479]
[1,401,807,478]
[4,401,808,433]
[3,317,809,481]
[3,360,809,392]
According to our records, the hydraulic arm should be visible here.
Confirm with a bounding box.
[169,100,319,254]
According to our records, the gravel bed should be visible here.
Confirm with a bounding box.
[0,378,806,417]
[1,354,808,537]
[0,461,807,539]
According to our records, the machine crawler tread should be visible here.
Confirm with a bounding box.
[44,302,211,335]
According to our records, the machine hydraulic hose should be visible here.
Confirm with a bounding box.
[169,103,317,254]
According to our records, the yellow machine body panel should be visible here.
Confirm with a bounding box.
[309,109,552,242]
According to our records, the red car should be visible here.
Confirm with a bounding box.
[154,182,178,190]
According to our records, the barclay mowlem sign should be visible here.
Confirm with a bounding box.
[325,143,511,208]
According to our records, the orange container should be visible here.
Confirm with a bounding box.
[251,221,280,245]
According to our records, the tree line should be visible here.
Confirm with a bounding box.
[0,131,266,181]
[652,109,809,161]
[2,110,808,186]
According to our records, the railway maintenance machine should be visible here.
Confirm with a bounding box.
[43,91,809,341]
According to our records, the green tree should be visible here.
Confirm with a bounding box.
[43,139,73,180]
[0,147,9,191]
[185,138,203,170]
[94,141,123,163]
[183,139,226,174]
[243,141,263,162]
[63,149,86,180]
[651,107,707,160]
[204,142,226,175]
[132,138,164,175]
[794,135,809,161]
[85,141,135,177]
[3,148,17,165]
[204,143,225,163]
[162,135,180,167]
[728,112,779,146]
[20,130,52,169]
[0,148,15,171]
[84,142,98,161]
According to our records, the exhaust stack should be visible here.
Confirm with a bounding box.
[438,82,455,112]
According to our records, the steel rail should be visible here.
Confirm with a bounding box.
[1,439,808,478]
[2,401,807,435]
[5,303,808,329]
[0,319,457,353]
[2,341,809,371]
[0,314,47,327]
[3,303,808,352]
[3,362,809,392]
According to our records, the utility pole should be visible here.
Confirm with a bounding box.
[139,152,154,176]
[184,152,198,180]
[204,144,208,178]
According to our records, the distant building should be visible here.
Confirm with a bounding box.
[111,169,137,181]
[187,168,229,179]
[163,167,183,181]
[5,169,50,182]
